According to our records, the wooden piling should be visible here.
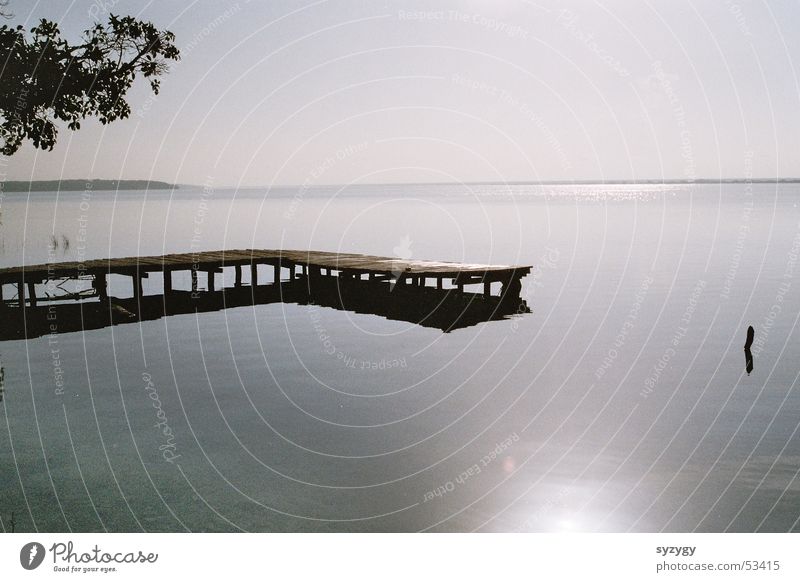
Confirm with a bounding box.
[93,273,108,301]
[164,269,173,294]
[133,275,143,300]
[26,281,37,307]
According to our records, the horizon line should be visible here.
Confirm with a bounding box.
[199,177,800,189]
[5,177,800,190]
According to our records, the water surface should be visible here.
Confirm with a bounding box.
[1,182,799,532]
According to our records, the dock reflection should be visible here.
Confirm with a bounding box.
[0,274,530,341]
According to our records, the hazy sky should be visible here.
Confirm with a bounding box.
[4,0,800,186]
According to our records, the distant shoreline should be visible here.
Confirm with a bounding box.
[0,179,178,192]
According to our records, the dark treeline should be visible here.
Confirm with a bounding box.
[1,179,177,192]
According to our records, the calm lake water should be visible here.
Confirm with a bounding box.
[1,182,800,532]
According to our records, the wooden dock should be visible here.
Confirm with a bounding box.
[0,249,532,307]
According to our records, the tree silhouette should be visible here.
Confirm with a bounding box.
[0,14,179,155]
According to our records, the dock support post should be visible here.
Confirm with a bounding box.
[273,263,280,284]
[207,271,215,293]
[501,275,522,299]
[17,278,24,307]
[234,265,242,287]
[134,275,143,300]
[484,281,491,298]
[251,263,258,286]
[164,269,172,294]
[94,273,108,302]
[191,270,198,293]
[437,277,443,290]
[27,281,37,307]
